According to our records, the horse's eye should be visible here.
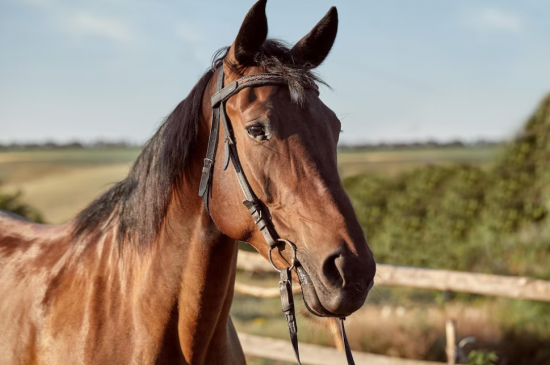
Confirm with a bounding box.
[246,125,266,139]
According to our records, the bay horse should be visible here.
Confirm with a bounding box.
[0,1,376,364]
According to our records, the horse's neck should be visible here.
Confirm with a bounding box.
[105,70,242,362]
[158,200,242,362]
[62,192,240,362]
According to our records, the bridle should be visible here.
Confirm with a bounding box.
[199,66,356,365]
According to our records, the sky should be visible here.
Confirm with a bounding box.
[1,0,549,144]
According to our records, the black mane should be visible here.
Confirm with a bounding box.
[73,40,324,247]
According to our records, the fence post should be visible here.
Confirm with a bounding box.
[446,319,457,365]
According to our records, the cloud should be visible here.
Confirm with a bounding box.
[468,9,523,33]
[68,13,132,42]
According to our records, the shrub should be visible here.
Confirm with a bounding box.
[0,186,44,223]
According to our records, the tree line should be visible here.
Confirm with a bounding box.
[0,139,503,152]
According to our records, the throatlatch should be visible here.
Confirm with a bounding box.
[199,66,355,365]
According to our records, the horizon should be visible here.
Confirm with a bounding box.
[0,137,506,150]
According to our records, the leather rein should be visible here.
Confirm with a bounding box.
[198,66,356,365]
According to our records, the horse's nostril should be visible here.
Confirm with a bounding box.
[322,252,345,288]
[320,249,376,292]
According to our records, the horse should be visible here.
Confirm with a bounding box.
[0,1,376,364]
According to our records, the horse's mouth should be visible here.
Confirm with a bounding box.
[295,265,340,317]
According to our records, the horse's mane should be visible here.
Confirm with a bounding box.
[73,40,325,248]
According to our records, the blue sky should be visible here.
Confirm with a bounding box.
[1,0,549,144]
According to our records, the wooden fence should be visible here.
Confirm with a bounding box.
[234,251,550,364]
[239,333,444,365]
[236,251,550,302]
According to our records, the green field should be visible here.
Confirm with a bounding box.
[0,146,500,224]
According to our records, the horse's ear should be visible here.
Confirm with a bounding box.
[290,7,338,68]
[228,0,268,66]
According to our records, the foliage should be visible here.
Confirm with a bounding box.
[343,93,550,280]
[468,350,498,365]
[484,95,550,232]
[0,185,44,223]
[345,165,488,271]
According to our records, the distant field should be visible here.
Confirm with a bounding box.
[0,149,140,223]
[0,146,500,224]
[337,146,501,177]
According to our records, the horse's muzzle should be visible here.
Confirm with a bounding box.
[297,251,376,317]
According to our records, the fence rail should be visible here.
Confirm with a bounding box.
[236,251,550,302]
[239,332,448,365]
[234,281,301,298]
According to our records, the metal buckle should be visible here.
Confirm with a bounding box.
[243,200,263,224]
[202,158,213,173]
[253,208,262,224]
[268,239,297,272]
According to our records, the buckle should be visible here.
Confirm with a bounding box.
[253,208,262,224]
[202,158,213,173]
[243,200,263,224]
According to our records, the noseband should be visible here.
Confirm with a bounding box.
[199,66,355,365]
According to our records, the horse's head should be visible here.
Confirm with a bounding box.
[207,0,375,317]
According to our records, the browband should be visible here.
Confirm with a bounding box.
[211,73,287,107]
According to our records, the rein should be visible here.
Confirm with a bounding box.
[199,66,356,365]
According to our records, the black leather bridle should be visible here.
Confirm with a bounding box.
[199,66,355,365]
